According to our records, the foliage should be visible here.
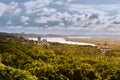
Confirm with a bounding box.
[0,63,37,80]
[0,34,120,80]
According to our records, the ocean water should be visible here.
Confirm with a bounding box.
[28,37,96,46]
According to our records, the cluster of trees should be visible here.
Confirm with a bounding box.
[0,34,120,80]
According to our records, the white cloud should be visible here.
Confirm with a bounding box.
[7,20,12,25]
[59,23,65,27]
[13,8,22,15]
[34,12,70,23]
[34,17,48,24]
[69,4,120,12]
[48,15,61,22]
[1,1,120,34]
[9,1,18,9]
[26,27,41,30]
[53,1,63,5]
[46,26,65,30]
[7,26,23,29]
[0,1,22,17]
[34,8,57,16]
[24,22,28,25]
[0,2,7,17]
[20,16,30,22]
[48,12,67,22]
[7,1,21,15]
[24,0,52,14]
[59,4,120,31]
[67,0,73,3]
[52,12,72,21]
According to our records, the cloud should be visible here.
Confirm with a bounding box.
[67,0,73,3]
[0,2,7,17]
[34,12,71,24]
[7,26,23,29]
[112,21,120,24]
[24,22,28,25]
[34,17,48,24]
[13,8,21,15]
[7,1,21,15]
[24,0,52,14]
[9,1,18,9]
[35,8,57,16]
[61,3,120,31]
[20,16,30,22]
[88,13,99,20]
[59,23,65,27]
[53,1,64,6]
[6,20,12,25]
[1,0,120,34]
[26,27,41,30]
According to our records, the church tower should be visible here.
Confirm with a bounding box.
[38,37,41,45]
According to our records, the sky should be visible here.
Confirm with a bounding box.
[0,0,120,35]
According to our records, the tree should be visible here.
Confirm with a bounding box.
[0,63,38,80]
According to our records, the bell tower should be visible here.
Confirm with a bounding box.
[38,37,41,45]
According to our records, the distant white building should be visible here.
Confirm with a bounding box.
[37,37,48,45]
[38,37,41,45]
[41,39,48,45]
[22,37,48,45]
[97,42,111,54]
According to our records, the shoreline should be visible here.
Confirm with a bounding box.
[28,37,96,46]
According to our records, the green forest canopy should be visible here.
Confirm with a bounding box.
[0,33,120,80]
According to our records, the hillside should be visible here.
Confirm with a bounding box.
[0,33,120,80]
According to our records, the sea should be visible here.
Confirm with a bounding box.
[28,37,96,46]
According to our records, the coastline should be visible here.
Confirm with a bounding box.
[28,37,96,46]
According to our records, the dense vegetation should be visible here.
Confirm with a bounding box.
[0,33,120,80]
